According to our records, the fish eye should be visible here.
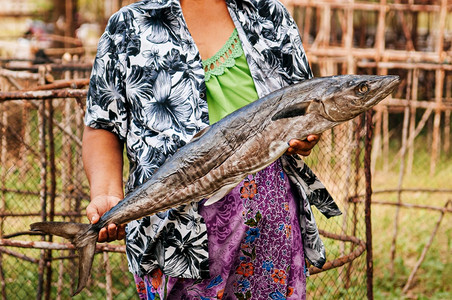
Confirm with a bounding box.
[356,82,369,95]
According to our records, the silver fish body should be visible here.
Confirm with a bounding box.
[31,74,400,295]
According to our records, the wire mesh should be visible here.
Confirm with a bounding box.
[304,119,369,300]
[0,68,135,300]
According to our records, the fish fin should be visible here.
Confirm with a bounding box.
[73,240,96,296]
[204,182,237,206]
[190,126,210,143]
[30,221,97,296]
[272,101,312,121]
[30,221,89,240]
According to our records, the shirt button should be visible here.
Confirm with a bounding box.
[200,92,205,98]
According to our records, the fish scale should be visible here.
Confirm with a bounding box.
[30,74,400,295]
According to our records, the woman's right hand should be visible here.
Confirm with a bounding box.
[86,195,126,242]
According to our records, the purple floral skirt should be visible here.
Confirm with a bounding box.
[133,160,306,299]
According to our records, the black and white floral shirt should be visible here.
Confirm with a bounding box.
[85,0,341,278]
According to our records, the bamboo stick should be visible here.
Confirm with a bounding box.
[25,79,90,91]
[371,109,382,173]
[4,63,92,73]
[303,6,312,45]
[445,73,451,155]
[0,68,40,80]
[44,97,56,300]
[103,252,113,300]
[436,0,447,59]
[339,121,354,232]
[285,0,450,12]
[0,89,87,101]
[0,212,84,218]
[56,256,64,300]
[445,109,451,155]
[394,0,415,51]
[73,59,84,223]
[430,69,444,175]
[371,200,452,214]
[389,105,410,276]
[357,61,452,71]
[383,105,389,172]
[0,239,125,253]
[0,247,38,264]
[345,0,354,75]
[373,188,452,194]
[0,81,6,300]
[310,4,331,50]
[309,229,366,275]
[306,47,448,63]
[65,57,78,290]
[407,69,419,174]
[389,106,433,170]
[42,34,82,47]
[37,67,47,300]
[345,117,362,288]
[43,47,86,57]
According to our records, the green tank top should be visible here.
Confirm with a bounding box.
[202,29,259,124]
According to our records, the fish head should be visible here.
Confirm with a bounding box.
[316,75,400,122]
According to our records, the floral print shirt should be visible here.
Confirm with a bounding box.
[85,0,341,279]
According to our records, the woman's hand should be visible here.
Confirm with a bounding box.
[286,134,321,156]
[86,195,126,242]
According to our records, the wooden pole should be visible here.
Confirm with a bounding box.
[0,89,88,101]
[103,252,113,300]
[365,110,374,300]
[407,68,419,174]
[36,71,47,300]
[73,57,84,224]
[371,108,382,173]
[430,69,444,175]
[383,106,389,173]
[444,73,451,155]
[0,79,7,300]
[345,116,362,288]
[375,0,386,62]
[389,106,434,170]
[394,0,415,51]
[390,104,410,276]
[44,97,56,300]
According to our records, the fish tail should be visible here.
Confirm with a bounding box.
[30,221,98,296]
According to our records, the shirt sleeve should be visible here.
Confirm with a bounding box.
[282,4,313,82]
[84,12,128,141]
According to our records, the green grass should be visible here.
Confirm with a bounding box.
[368,135,451,299]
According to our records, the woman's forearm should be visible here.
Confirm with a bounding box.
[82,126,124,200]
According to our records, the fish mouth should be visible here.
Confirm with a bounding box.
[366,75,400,106]
[381,75,400,93]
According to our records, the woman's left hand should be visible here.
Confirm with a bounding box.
[286,134,321,156]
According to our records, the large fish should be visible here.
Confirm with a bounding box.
[31,74,399,295]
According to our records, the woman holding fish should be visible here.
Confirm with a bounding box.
[83,0,341,298]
